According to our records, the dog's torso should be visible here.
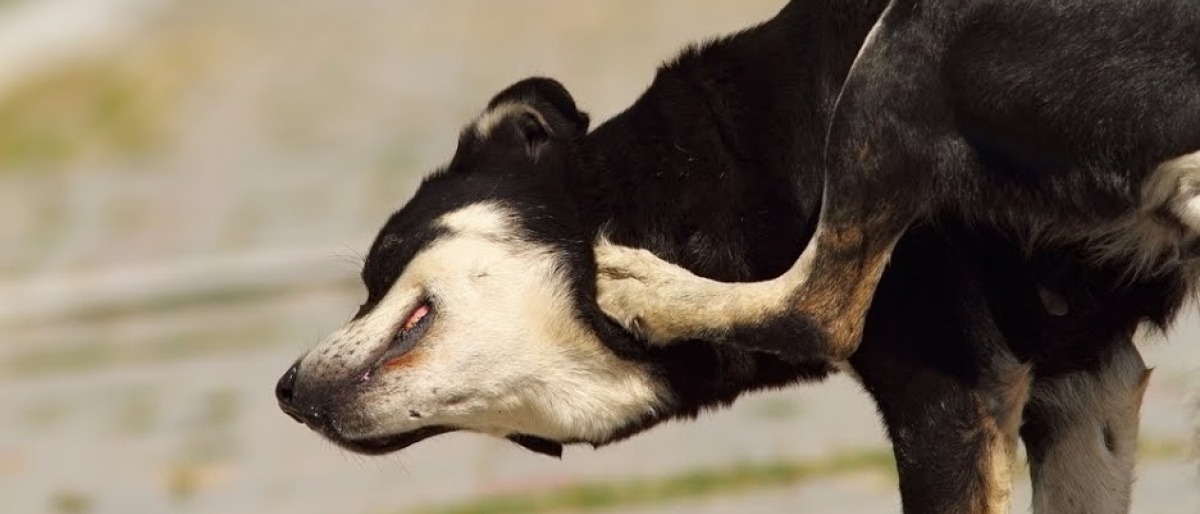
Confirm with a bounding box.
[573,1,1193,358]
[280,2,1193,512]
[581,3,1191,510]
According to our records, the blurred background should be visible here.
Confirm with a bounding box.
[0,1,1196,513]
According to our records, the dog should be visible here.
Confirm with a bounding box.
[276,1,1188,512]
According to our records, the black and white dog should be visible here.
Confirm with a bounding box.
[276,1,1195,512]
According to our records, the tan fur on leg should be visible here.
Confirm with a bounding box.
[975,352,1034,514]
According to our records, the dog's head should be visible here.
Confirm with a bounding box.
[276,78,827,457]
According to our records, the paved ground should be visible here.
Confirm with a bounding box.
[1,1,1197,513]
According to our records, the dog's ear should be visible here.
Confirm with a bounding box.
[476,77,590,153]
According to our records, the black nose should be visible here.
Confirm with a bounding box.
[275,361,309,424]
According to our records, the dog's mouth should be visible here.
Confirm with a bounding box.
[335,427,564,458]
[336,425,458,455]
[326,297,568,458]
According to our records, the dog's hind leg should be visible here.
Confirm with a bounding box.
[850,234,1033,514]
[1021,336,1151,514]
[858,350,1031,514]
[597,6,958,360]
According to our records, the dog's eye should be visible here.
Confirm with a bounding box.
[388,300,434,357]
[402,303,430,331]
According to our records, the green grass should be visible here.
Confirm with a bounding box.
[399,449,896,514]
[49,490,91,514]
[0,32,209,173]
[0,60,168,171]
[396,438,1194,514]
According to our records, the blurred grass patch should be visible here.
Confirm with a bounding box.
[0,277,358,379]
[0,36,206,172]
[400,448,895,514]
[1,322,286,379]
[3,277,356,331]
[400,439,1193,514]
[752,397,802,422]
[166,463,204,503]
[111,386,160,437]
[49,490,92,514]
[167,388,242,502]
[21,397,71,431]
[197,388,241,432]
[165,461,231,504]
[187,388,242,450]
[1139,438,1191,460]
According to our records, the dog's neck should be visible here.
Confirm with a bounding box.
[569,0,889,280]
[560,0,891,427]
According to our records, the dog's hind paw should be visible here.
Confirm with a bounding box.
[594,240,730,345]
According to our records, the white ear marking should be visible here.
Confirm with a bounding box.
[473,102,544,139]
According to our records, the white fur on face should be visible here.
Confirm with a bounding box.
[296,202,666,445]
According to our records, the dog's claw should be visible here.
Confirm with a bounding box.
[596,272,672,345]
[628,316,647,341]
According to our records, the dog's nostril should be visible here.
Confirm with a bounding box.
[276,361,305,423]
[276,361,300,402]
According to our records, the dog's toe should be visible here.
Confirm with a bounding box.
[596,275,673,345]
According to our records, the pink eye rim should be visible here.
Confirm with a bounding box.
[403,303,431,331]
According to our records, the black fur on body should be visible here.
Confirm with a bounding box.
[593,0,1200,361]
[567,3,1185,510]
[276,1,1191,512]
